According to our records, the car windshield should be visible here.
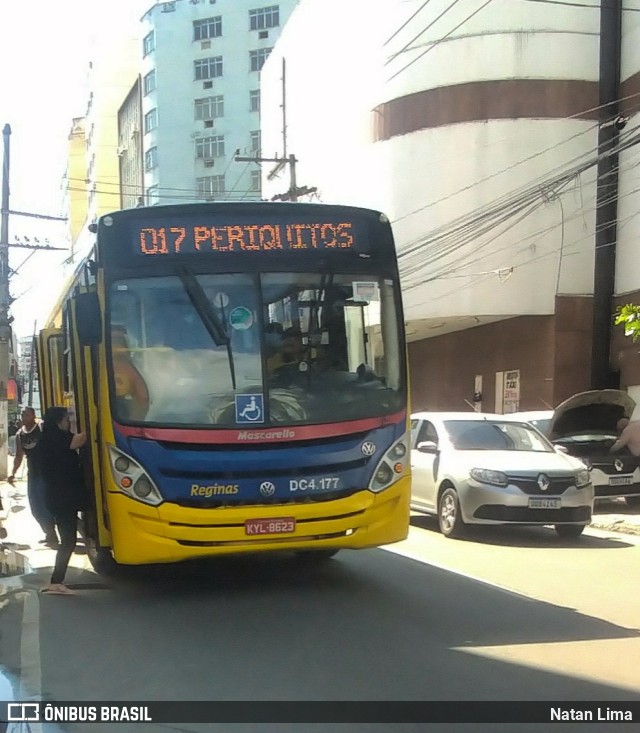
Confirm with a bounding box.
[444,420,553,452]
[529,418,551,434]
[107,271,404,426]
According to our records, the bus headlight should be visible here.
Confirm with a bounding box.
[108,445,163,506]
[368,433,410,493]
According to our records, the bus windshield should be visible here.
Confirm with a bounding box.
[108,271,404,426]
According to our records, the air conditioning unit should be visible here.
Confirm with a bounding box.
[204,160,215,168]
[161,2,176,12]
[191,132,201,138]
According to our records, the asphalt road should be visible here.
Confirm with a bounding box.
[1,486,640,733]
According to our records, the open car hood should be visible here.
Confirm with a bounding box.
[548,389,636,440]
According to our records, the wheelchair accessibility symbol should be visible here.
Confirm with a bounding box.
[235,394,264,423]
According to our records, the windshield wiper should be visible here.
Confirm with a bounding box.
[175,265,237,390]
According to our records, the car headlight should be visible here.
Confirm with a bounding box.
[579,457,592,471]
[368,433,410,493]
[575,469,591,489]
[108,445,163,506]
[469,468,508,487]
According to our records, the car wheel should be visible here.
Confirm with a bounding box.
[555,524,585,539]
[438,487,465,538]
[625,496,640,510]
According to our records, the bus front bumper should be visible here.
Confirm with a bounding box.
[107,477,410,565]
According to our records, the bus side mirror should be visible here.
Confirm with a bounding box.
[75,292,103,346]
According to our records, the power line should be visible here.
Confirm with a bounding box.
[392,106,640,229]
[397,136,640,288]
[521,0,640,10]
[385,0,463,65]
[406,157,640,295]
[387,0,494,82]
[384,0,434,46]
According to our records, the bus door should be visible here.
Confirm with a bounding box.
[66,292,112,552]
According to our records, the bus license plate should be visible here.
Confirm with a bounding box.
[245,518,296,536]
[609,476,633,486]
[528,498,561,509]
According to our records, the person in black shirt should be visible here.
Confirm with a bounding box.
[8,406,57,546]
[39,407,87,595]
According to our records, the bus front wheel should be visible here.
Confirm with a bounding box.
[87,543,122,576]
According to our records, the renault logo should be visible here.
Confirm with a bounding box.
[614,458,624,472]
[537,474,550,492]
[259,481,276,497]
[361,441,377,457]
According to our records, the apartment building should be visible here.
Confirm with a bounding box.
[138,0,298,206]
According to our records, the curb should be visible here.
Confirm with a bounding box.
[590,519,640,537]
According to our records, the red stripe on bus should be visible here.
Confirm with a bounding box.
[114,411,406,444]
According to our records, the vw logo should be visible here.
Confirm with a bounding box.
[259,481,276,497]
[537,474,550,492]
[614,458,624,473]
[361,441,377,457]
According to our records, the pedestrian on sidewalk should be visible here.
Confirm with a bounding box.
[8,406,58,547]
[39,407,87,596]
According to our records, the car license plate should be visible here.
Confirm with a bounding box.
[245,517,296,536]
[528,498,561,509]
[609,475,634,486]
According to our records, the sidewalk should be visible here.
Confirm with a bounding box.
[1,474,92,580]
[591,498,640,536]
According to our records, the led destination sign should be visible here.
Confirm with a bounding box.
[135,221,357,256]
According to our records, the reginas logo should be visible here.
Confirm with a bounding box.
[191,483,239,497]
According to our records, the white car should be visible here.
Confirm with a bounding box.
[410,411,594,539]
[548,390,640,508]
[510,410,553,436]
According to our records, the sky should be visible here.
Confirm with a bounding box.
[0,0,151,341]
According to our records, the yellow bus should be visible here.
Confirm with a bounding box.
[36,202,410,571]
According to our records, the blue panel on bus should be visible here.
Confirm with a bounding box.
[113,420,406,505]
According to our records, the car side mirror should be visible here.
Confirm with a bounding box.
[554,445,568,454]
[417,441,439,453]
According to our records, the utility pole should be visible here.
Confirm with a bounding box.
[236,66,316,203]
[0,124,12,479]
[591,0,622,389]
[281,58,288,159]
[234,151,316,203]
[27,320,36,408]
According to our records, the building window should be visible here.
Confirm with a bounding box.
[195,135,225,159]
[249,6,279,30]
[197,175,225,197]
[194,56,223,80]
[249,48,272,71]
[250,130,261,153]
[193,16,222,40]
[251,170,261,192]
[146,185,160,205]
[195,95,224,120]
[143,31,155,57]
[250,89,260,112]
[144,108,158,133]
[145,146,158,170]
[143,70,156,95]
